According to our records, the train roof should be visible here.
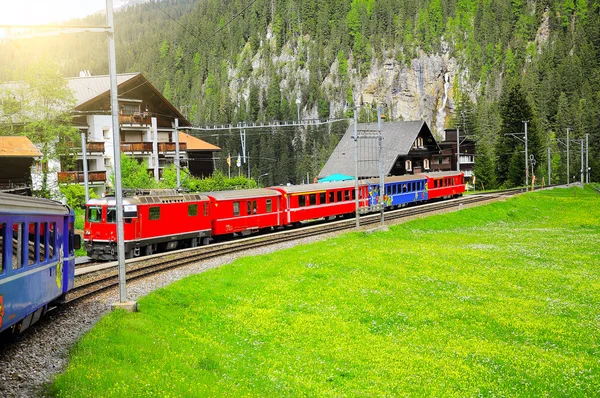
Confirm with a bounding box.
[271,181,358,194]
[87,193,209,206]
[204,188,281,201]
[0,193,70,215]
[420,171,464,178]
[366,175,427,184]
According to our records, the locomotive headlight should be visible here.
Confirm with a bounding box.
[85,230,91,236]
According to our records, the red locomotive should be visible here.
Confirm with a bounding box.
[84,190,212,260]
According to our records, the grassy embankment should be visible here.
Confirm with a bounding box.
[50,187,600,397]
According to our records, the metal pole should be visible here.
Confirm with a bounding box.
[353,109,359,229]
[547,147,551,186]
[456,126,460,173]
[377,107,384,226]
[247,151,250,180]
[81,130,89,203]
[567,128,570,184]
[524,121,528,190]
[175,118,180,188]
[586,133,589,183]
[581,139,584,185]
[106,0,127,303]
[152,117,159,181]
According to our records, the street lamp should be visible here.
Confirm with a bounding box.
[296,98,301,121]
[257,173,269,187]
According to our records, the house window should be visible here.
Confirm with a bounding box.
[405,160,412,171]
[103,128,110,140]
[104,158,111,167]
[424,159,430,170]
[120,103,140,115]
[437,157,443,165]
[34,160,48,173]
[417,137,424,147]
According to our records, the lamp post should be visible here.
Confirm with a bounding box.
[257,173,269,188]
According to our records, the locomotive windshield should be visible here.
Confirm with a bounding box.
[87,206,102,223]
[106,207,116,223]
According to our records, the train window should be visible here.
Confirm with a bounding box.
[328,192,334,203]
[298,195,306,207]
[247,202,252,215]
[40,222,47,261]
[309,194,316,206]
[319,192,326,204]
[87,206,102,223]
[28,223,37,266]
[386,186,391,195]
[344,190,350,201]
[12,223,25,269]
[0,223,4,274]
[253,201,257,214]
[49,223,56,260]
[337,191,342,202]
[266,199,272,212]
[233,202,240,216]
[188,204,198,216]
[106,207,116,223]
[350,190,354,200]
[149,207,160,220]
[203,203,208,216]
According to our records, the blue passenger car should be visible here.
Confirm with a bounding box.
[0,193,78,336]
[367,175,428,209]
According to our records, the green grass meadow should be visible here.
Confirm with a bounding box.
[50,187,600,397]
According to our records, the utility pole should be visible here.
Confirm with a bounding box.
[566,128,570,184]
[353,109,360,229]
[580,139,584,185]
[586,133,589,183]
[175,118,180,188]
[377,107,384,226]
[106,0,129,306]
[81,131,89,203]
[547,147,551,186]
[456,126,460,173]
[524,121,529,191]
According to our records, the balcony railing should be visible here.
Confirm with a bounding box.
[121,142,187,153]
[58,171,107,184]
[119,113,152,125]
[66,141,105,153]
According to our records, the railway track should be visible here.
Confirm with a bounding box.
[65,187,540,304]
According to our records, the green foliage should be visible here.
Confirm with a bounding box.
[59,184,98,209]
[116,154,157,190]
[50,189,600,396]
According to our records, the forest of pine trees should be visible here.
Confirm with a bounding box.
[1,0,599,187]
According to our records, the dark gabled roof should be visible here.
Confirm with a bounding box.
[67,73,191,127]
[319,121,438,178]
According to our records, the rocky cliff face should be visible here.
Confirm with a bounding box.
[229,32,464,138]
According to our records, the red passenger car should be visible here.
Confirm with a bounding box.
[84,190,212,260]
[270,181,370,225]
[423,171,465,200]
[206,189,283,237]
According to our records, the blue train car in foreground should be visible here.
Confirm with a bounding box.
[0,193,79,337]
[367,174,428,209]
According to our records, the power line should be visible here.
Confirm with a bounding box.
[206,0,259,41]
[147,0,201,41]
